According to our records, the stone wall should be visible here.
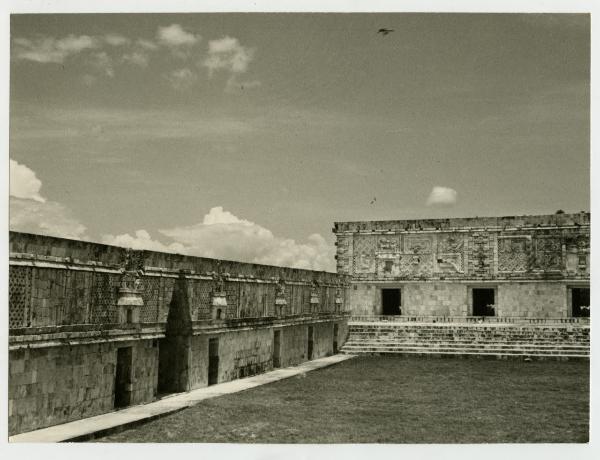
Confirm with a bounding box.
[333,212,590,281]
[403,283,468,316]
[333,213,590,317]
[10,232,349,329]
[9,336,159,435]
[496,283,567,318]
[9,232,350,435]
[346,281,585,317]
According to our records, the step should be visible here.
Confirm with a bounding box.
[339,349,589,360]
[340,345,589,356]
[342,341,589,350]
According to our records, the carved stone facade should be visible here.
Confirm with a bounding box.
[333,212,590,317]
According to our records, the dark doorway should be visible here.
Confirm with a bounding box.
[473,288,495,316]
[208,338,219,386]
[333,324,339,354]
[273,330,281,368]
[381,289,401,315]
[114,347,133,408]
[307,326,314,360]
[572,288,590,317]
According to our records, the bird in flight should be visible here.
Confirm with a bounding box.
[370,197,377,205]
[377,28,394,36]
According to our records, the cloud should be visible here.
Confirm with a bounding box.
[10,159,45,202]
[10,198,88,239]
[9,160,88,239]
[203,36,255,76]
[160,207,335,271]
[157,24,200,47]
[122,51,150,67]
[11,105,255,141]
[13,34,99,63]
[426,186,458,206]
[166,68,197,90]
[101,230,185,253]
[101,207,335,271]
[104,34,130,46]
[136,39,159,50]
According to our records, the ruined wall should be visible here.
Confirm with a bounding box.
[9,232,350,435]
[333,213,590,316]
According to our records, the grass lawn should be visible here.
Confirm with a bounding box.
[96,356,589,443]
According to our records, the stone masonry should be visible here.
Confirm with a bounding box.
[333,212,590,317]
[8,232,350,435]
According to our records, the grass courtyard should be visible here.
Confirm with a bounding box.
[97,356,589,443]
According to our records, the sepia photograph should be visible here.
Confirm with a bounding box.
[3,1,595,456]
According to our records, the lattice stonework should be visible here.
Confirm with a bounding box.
[498,237,529,272]
[141,276,161,322]
[353,235,376,274]
[9,266,32,328]
[533,237,563,270]
[225,281,240,318]
[193,279,213,320]
[90,272,120,324]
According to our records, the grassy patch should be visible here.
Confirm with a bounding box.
[96,356,589,443]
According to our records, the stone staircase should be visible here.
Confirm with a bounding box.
[341,322,590,360]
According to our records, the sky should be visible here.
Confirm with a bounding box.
[9,13,590,272]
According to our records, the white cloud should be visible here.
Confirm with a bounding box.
[101,207,335,271]
[10,198,87,239]
[13,35,99,63]
[10,159,45,202]
[157,24,200,47]
[101,230,186,253]
[426,186,458,206]
[160,207,335,271]
[9,160,88,239]
[166,68,197,90]
[104,34,130,46]
[203,36,255,76]
[136,39,159,50]
[122,51,150,67]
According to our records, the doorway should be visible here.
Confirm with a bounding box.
[333,324,339,354]
[208,338,219,386]
[572,288,590,317]
[381,288,401,315]
[273,330,281,368]
[114,347,133,408]
[307,326,314,360]
[472,288,495,316]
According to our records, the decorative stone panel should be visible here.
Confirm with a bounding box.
[498,236,529,273]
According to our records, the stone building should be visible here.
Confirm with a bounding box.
[8,232,349,435]
[333,212,590,318]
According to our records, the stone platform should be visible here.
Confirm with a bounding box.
[341,321,590,360]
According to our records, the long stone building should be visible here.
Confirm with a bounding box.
[8,232,350,435]
[333,212,590,318]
